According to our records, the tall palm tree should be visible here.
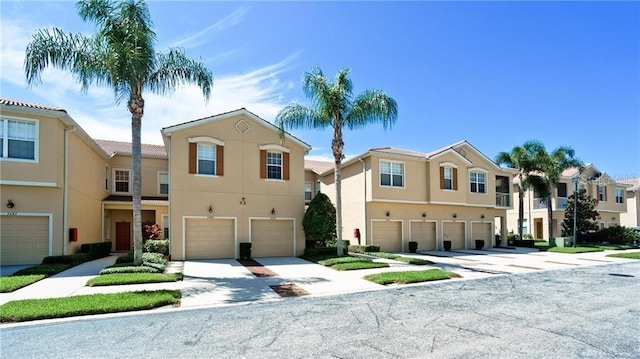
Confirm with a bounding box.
[538,145,582,239]
[495,140,546,240]
[24,0,213,265]
[276,67,398,256]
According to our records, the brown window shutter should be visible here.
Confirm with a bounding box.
[189,143,197,174]
[216,145,224,176]
[604,186,607,201]
[260,150,266,178]
[440,167,445,189]
[453,168,458,190]
[283,152,290,180]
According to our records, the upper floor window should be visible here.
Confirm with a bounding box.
[0,118,37,161]
[188,137,224,176]
[615,188,624,204]
[469,171,486,193]
[598,184,606,201]
[305,182,313,201]
[380,161,404,187]
[105,165,110,191]
[439,162,458,190]
[158,172,169,195]
[114,169,130,193]
[557,183,567,198]
[259,145,290,181]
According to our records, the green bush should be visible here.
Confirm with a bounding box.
[116,252,134,264]
[42,253,88,265]
[142,252,166,265]
[582,226,639,245]
[303,247,337,257]
[13,264,73,277]
[100,266,160,275]
[348,245,380,254]
[303,193,336,248]
[143,240,169,255]
[239,242,251,259]
[80,242,112,260]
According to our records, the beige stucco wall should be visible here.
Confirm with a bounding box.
[620,190,639,227]
[108,155,168,197]
[166,113,307,259]
[369,154,428,202]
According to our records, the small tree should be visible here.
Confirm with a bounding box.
[302,193,336,248]
[562,189,599,237]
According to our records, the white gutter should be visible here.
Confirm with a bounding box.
[63,126,76,255]
[358,157,367,245]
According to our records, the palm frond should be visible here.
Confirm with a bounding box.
[347,90,398,130]
[148,48,213,100]
[276,104,327,132]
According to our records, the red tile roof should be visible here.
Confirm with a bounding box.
[305,160,334,174]
[0,98,66,112]
[94,139,167,158]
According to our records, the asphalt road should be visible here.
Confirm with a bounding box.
[1,262,639,359]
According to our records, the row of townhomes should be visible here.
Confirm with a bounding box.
[0,98,635,265]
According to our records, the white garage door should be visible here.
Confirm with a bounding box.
[372,221,402,252]
[185,218,235,259]
[251,219,294,257]
[471,223,492,249]
[410,221,436,251]
[1,216,49,265]
[443,222,465,250]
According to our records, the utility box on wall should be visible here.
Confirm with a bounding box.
[69,228,78,242]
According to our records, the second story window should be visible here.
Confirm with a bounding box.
[1,118,37,161]
[615,188,624,204]
[598,184,606,202]
[114,169,130,193]
[188,138,224,176]
[259,146,290,181]
[469,172,486,194]
[158,172,169,195]
[197,143,216,175]
[380,161,404,187]
[305,182,313,201]
[267,152,282,179]
[443,167,453,190]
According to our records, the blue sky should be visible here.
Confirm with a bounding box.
[1,1,638,178]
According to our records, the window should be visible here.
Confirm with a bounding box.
[197,143,216,175]
[158,172,169,195]
[469,172,486,193]
[161,215,169,239]
[0,119,37,160]
[615,188,624,204]
[267,152,282,179]
[380,161,404,187]
[518,219,528,235]
[598,185,606,202]
[305,182,313,201]
[440,164,458,190]
[444,168,453,190]
[557,183,567,198]
[105,166,110,191]
[114,169,130,193]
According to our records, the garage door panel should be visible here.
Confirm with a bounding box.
[472,223,492,249]
[1,216,49,265]
[373,221,402,252]
[410,222,436,251]
[251,220,294,257]
[185,218,235,259]
[443,222,465,250]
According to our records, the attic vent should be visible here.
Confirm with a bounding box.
[458,149,467,158]
[235,120,250,134]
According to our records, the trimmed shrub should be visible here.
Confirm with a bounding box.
[42,253,88,266]
[582,226,639,245]
[303,247,337,257]
[303,193,336,248]
[116,252,134,264]
[100,266,160,275]
[512,239,536,248]
[348,245,380,254]
[142,252,166,265]
[239,243,251,259]
[80,242,112,260]
[143,240,169,255]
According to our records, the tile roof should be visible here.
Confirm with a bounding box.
[369,147,427,158]
[94,139,167,158]
[0,98,66,112]
[620,178,640,191]
[305,159,334,174]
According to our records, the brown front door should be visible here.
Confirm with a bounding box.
[116,222,131,251]
[535,220,543,240]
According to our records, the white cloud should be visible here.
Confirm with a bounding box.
[169,5,251,49]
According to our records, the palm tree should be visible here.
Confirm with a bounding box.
[24,0,213,265]
[495,140,546,240]
[276,67,398,256]
[537,145,582,239]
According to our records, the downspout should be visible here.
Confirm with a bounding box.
[63,126,76,255]
[359,157,367,245]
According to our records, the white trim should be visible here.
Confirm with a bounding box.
[161,214,169,240]
[248,217,297,257]
[408,220,438,250]
[379,159,405,189]
[104,164,110,192]
[182,216,238,259]
[452,142,503,171]
[0,116,39,163]
[439,161,458,168]
[259,144,291,153]
[0,180,57,187]
[188,136,225,146]
[429,148,472,166]
[469,170,488,194]
[468,167,489,174]
[265,151,284,180]
[112,168,131,194]
[371,198,429,205]
[441,219,467,251]
[157,171,169,195]
[370,219,404,252]
[428,200,497,208]
[0,212,53,257]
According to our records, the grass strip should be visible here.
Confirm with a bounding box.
[12,264,73,277]
[86,273,183,286]
[394,257,433,265]
[365,269,460,285]
[332,262,389,271]
[606,252,640,260]
[318,257,371,266]
[547,247,604,254]
[366,252,400,259]
[0,290,181,323]
[0,275,45,293]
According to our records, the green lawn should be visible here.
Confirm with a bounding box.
[547,247,604,254]
[12,264,73,277]
[0,275,45,293]
[86,273,183,286]
[365,252,434,265]
[317,256,369,266]
[364,269,461,285]
[0,290,181,323]
[366,252,400,259]
[606,252,640,260]
[302,254,390,271]
[332,262,389,271]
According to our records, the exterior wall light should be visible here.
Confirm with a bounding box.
[271,208,276,215]
[6,199,14,208]
[208,205,213,213]
[422,212,427,218]
[386,211,390,217]
[452,213,457,219]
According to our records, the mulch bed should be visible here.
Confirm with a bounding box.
[269,283,309,297]
[237,259,278,277]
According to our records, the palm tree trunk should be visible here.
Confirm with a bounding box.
[333,125,344,256]
[129,93,144,265]
[518,188,524,239]
[547,196,554,240]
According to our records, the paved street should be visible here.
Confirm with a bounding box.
[2,261,639,359]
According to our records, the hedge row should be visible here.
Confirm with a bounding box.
[348,245,381,254]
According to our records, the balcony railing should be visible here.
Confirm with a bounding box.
[533,198,547,210]
[496,193,510,207]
